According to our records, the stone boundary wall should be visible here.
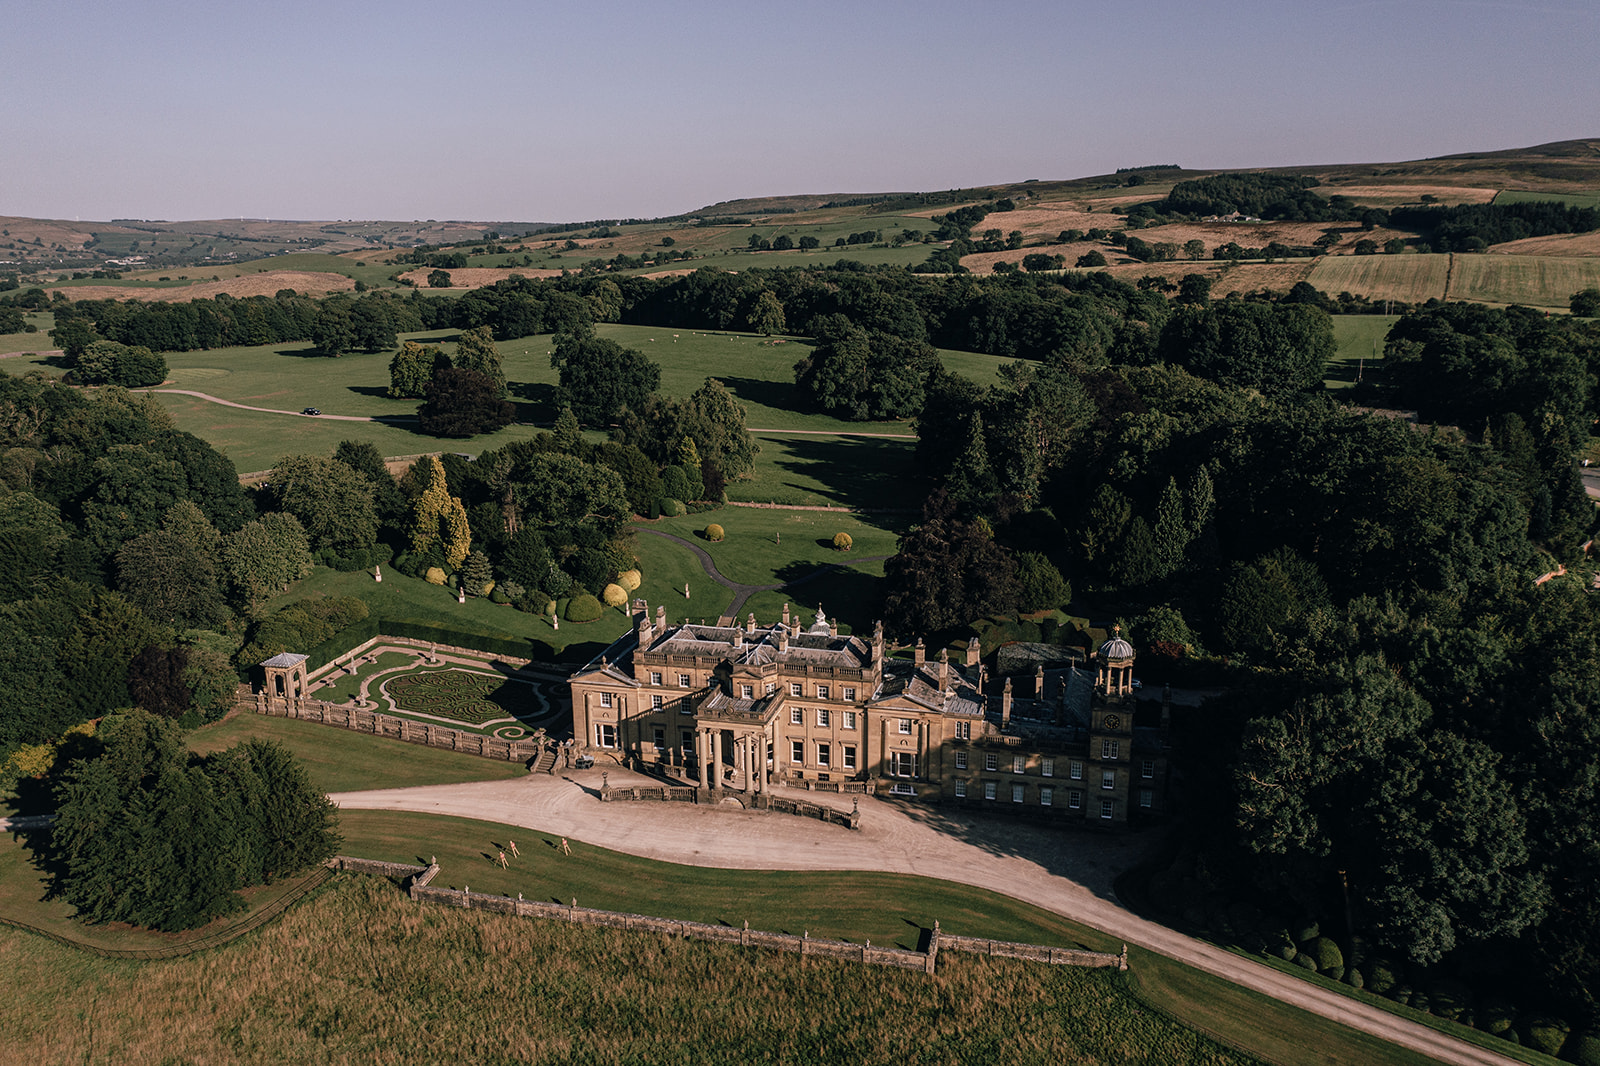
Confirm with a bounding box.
[256,695,542,763]
[331,858,1125,977]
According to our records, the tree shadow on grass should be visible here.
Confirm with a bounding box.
[772,564,882,633]
[765,435,927,512]
[508,381,559,425]
[712,375,811,420]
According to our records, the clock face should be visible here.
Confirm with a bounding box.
[1103,714,1121,729]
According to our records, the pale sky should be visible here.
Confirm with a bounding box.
[4,0,1596,223]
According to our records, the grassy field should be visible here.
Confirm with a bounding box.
[0,311,54,355]
[262,564,631,659]
[54,321,990,475]
[636,508,905,631]
[186,710,527,793]
[1307,254,1451,304]
[0,701,1519,1065]
[0,873,1264,1066]
[1325,314,1398,389]
[1448,253,1600,307]
[730,433,924,510]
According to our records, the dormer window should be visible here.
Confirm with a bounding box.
[740,684,754,699]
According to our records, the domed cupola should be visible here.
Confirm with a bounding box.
[1096,625,1136,696]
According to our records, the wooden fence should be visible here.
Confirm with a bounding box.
[334,859,1125,976]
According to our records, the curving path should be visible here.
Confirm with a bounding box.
[330,772,1520,1066]
[636,527,889,619]
[133,388,401,422]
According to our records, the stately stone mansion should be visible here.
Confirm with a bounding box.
[568,602,1170,825]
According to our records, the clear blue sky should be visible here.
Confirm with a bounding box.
[4,0,1596,223]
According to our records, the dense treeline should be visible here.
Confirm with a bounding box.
[883,291,1600,1044]
[1390,199,1600,251]
[1134,173,1369,223]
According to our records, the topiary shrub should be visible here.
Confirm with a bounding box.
[618,568,642,591]
[832,531,852,551]
[489,588,511,605]
[1366,960,1398,996]
[1345,968,1363,989]
[704,523,724,542]
[1293,953,1317,971]
[564,593,603,623]
[425,567,447,585]
[602,583,628,607]
[1392,984,1413,1008]
[1565,1030,1600,1066]
[1291,919,1320,944]
[1411,992,1431,1015]
[1306,936,1344,975]
[659,497,684,517]
[1521,1016,1570,1058]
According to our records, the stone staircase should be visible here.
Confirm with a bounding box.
[532,746,559,775]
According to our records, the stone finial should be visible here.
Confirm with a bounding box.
[746,612,756,634]
[913,637,925,667]
[1035,662,1046,697]
[782,603,791,627]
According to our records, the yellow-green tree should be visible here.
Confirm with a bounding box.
[408,456,471,568]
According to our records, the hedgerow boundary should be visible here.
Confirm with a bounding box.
[334,857,1128,977]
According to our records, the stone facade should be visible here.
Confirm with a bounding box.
[568,602,1170,826]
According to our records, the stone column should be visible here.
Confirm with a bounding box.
[697,729,710,789]
[742,734,753,792]
[759,735,769,792]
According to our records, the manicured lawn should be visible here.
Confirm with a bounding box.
[186,711,526,794]
[633,510,902,632]
[264,565,631,661]
[647,509,905,586]
[336,809,1115,951]
[729,432,926,510]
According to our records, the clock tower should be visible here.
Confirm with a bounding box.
[1088,627,1135,825]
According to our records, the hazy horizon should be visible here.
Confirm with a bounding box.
[6,0,1598,223]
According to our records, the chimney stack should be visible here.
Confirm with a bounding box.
[782,603,790,627]
[1002,678,1013,728]
[914,637,925,668]
[965,635,981,667]
[938,647,950,690]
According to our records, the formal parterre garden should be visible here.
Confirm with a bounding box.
[300,646,557,739]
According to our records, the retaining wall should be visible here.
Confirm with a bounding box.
[257,695,542,763]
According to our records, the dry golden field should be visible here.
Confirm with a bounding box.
[1490,230,1600,257]
[1307,255,1452,303]
[47,270,356,302]
[397,266,564,289]
[1449,254,1600,307]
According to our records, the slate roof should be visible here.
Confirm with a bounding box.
[259,652,309,668]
